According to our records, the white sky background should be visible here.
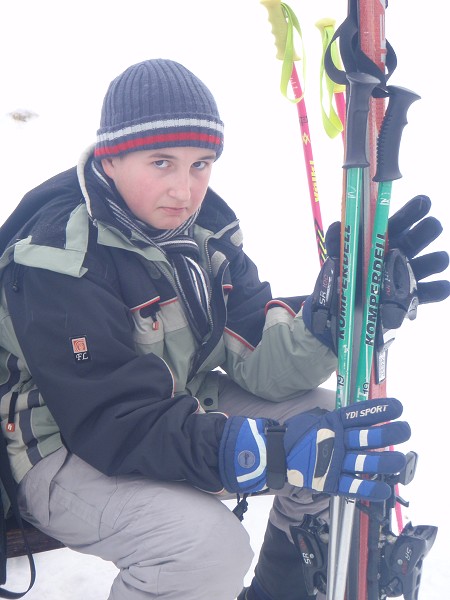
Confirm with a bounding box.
[1,1,449,598]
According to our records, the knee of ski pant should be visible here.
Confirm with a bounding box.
[154,504,254,598]
[190,503,254,576]
[115,493,254,598]
[100,480,254,598]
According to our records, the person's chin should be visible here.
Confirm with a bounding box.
[150,215,187,230]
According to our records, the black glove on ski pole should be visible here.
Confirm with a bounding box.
[302,194,450,353]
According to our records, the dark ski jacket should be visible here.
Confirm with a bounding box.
[0,148,336,495]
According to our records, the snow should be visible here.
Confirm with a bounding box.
[1,1,449,598]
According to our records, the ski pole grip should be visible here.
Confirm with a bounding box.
[373,86,421,182]
[260,0,300,60]
[343,72,380,169]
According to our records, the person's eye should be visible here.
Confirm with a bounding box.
[192,160,208,170]
[154,159,169,168]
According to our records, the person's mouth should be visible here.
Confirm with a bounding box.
[161,206,187,214]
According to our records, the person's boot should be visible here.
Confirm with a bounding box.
[240,520,318,600]
[237,582,272,599]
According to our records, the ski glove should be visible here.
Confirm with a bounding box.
[219,397,410,502]
[303,195,450,351]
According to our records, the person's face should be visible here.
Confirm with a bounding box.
[101,146,216,230]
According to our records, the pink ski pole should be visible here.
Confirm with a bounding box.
[261,0,327,265]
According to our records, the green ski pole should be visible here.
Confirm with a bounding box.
[354,85,419,600]
[335,71,380,410]
[355,85,420,401]
[327,71,380,600]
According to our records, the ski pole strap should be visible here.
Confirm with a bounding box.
[323,0,397,89]
[315,18,345,138]
[260,1,306,102]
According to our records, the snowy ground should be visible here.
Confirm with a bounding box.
[2,0,449,598]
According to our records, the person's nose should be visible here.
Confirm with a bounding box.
[168,168,191,202]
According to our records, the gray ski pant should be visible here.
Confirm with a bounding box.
[17,375,335,599]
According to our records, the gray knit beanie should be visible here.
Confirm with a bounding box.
[94,59,224,160]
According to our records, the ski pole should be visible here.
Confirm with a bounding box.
[356,85,420,600]
[327,71,380,600]
[260,0,327,265]
[355,85,420,401]
[334,71,380,411]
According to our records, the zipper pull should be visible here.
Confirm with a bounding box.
[149,307,159,331]
[7,391,19,432]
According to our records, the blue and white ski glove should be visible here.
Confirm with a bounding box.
[219,397,410,502]
[302,195,450,352]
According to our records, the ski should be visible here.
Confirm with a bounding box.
[350,2,393,598]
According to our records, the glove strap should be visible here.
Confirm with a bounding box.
[381,248,419,329]
[265,425,287,490]
[375,249,419,383]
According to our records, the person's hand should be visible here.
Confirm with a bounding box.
[219,397,411,502]
[302,195,450,351]
[379,195,450,327]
